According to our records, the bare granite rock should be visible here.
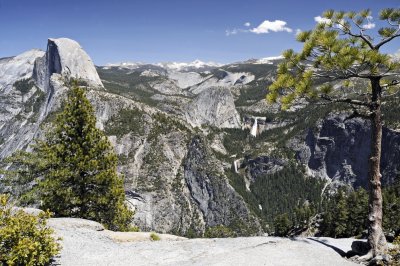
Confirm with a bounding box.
[50,218,358,266]
[185,87,241,128]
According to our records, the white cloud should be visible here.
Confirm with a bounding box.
[295,28,302,35]
[363,22,375,29]
[314,16,346,30]
[250,20,292,34]
[225,28,250,36]
[244,22,251,27]
[363,16,375,29]
[314,16,331,24]
[225,29,238,36]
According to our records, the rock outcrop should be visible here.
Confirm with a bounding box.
[50,216,358,266]
[185,87,241,128]
[184,136,261,232]
[0,38,104,159]
[0,50,47,158]
[290,114,400,188]
[34,38,103,87]
[243,156,287,182]
[189,70,254,94]
[0,49,45,92]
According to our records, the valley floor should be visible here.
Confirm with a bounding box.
[49,218,360,266]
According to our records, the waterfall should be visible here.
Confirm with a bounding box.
[234,160,239,173]
[250,118,258,137]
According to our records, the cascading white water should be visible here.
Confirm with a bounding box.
[250,118,258,137]
[234,160,239,173]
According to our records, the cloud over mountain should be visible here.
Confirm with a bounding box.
[250,20,292,34]
[226,19,293,36]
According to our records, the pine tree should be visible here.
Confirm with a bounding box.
[267,8,400,258]
[347,188,368,237]
[333,190,349,237]
[274,213,292,236]
[383,179,400,235]
[4,84,133,231]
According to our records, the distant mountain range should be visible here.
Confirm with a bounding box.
[104,56,284,71]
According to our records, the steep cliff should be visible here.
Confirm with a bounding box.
[32,38,103,98]
[0,49,45,92]
[291,114,400,188]
[98,101,261,235]
[184,136,261,234]
[0,38,104,159]
[0,50,46,158]
[185,87,241,128]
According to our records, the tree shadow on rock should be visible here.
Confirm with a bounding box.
[306,238,369,258]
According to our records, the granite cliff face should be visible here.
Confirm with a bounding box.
[185,87,241,128]
[0,50,46,158]
[0,38,104,159]
[0,49,45,92]
[183,136,261,232]
[33,38,103,90]
[291,114,400,188]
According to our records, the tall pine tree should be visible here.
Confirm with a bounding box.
[4,84,133,231]
[267,8,400,258]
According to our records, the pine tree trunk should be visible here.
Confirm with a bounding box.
[367,78,387,257]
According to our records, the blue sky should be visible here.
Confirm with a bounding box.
[0,0,399,65]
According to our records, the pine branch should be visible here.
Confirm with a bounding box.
[344,109,372,121]
[386,19,399,27]
[320,94,371,107]
[337,19,375,50]
[375,33,400,50]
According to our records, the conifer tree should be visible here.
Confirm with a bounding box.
[319,188,368,238]
[347,188,368,236]
[267,8,400,258]
[383,179,400,235]
[4,84,133,231]
[333,190,349,237]
[274,213,292,236]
